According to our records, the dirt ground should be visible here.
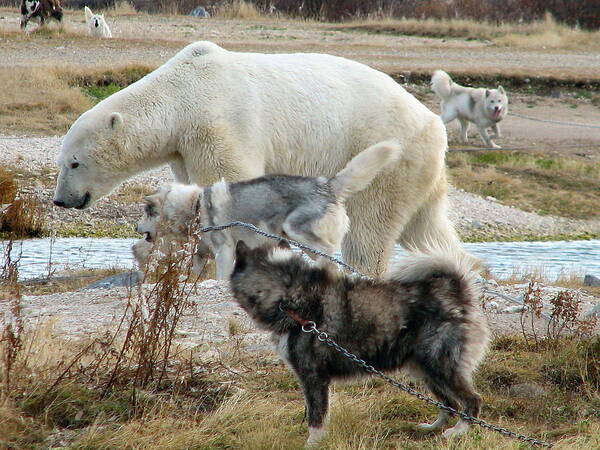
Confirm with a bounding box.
[1,8,599,157]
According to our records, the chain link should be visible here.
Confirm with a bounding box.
[300,321,553,448]
[199,221,553,448]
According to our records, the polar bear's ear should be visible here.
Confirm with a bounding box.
[109,112,123,130]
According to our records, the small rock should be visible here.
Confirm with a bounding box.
[584,303,600,319]
[501,305,528,314]
[487,279,499,287]
[508,383,547,398]
[583,274,600,286]
[471,219,483,229]
[85,271,143,290]
[486,301,499,311]
[485,196,497,202]
[190,6,210,17]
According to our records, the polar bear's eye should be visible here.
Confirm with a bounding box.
[71,162,79,169]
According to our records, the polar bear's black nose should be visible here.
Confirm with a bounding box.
[53,199,66,207]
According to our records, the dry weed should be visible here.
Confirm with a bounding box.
[0,67,91,136]
[340,12,600,50]
[215,0,262,20]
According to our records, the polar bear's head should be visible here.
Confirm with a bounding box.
[53,110,129,209]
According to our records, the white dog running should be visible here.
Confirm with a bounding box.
[431,70,508,148]
[84,6,111,38]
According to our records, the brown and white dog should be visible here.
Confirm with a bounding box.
[20,0,63,30]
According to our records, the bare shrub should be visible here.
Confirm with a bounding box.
[519,281,543,349]
[0,196,47,239]
[0,242,23,402]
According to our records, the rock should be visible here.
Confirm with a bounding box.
[485,196,497,202]
[585,303,600,319]
[471,219,483,229]
[584,274,600,286]
[508,383,547,398]
[487,279,499,287]
[501,305,528,314]
[486,301,499,311]
[190,6,210,17]
[85,271,143,290]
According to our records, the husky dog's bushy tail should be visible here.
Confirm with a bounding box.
[431,70,453,100]
[330,140,402,201]
[388,245,479,299]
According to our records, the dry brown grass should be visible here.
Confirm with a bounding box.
[448,151,600,220]
[109,0,138,16]
[338,13,600,50]
[0,169,47,238]
[0,168,17,204]
[0,66,92,136]
[0,196,47,238]
[215,0,262,20]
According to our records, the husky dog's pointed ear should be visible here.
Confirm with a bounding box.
[109,112,123,130]
[277,239,291,250]
[498,86,506,95]
[85,6,93,23]
[235,240,250,263]
[485,89,491,98]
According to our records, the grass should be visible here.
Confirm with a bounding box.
[0,168,47,239]
[335,12,600,50]
[0,64,152,136]
[448,151,600,220]
[1,239,598,448]
[0,66,92,137]
[1,326,599,448]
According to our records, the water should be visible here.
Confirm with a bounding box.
[2,238,599,281]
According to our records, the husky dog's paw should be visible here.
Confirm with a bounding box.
[306,426,326,447]
[442,420,470,438]
[417,422,443,431]
[489,142,502,149]
[417,412,448,431]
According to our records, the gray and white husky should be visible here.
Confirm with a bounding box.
[135,141,402,278]
[230,240,489,446]
[431,70,508,148]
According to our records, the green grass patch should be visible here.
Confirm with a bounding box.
[56,220,138,238]
[448,151,600,220]
[86,83,122,103]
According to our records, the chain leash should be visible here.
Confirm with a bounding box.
[198,221,553,447]
[299,321,553,448]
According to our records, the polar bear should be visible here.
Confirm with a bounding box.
[53,41,463,275]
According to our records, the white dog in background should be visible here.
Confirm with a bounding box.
[431,70,508,148]
[84,6,112,38]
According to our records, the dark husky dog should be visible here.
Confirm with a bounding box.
[20,0,63,30]
[230,241,489,446]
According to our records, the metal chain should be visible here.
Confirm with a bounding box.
[197,221,362,275]
[198,221,553,447]
[509,111,600,129]
[300,321,553,448]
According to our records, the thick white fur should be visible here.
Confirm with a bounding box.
[85,6,111,38]
[431,70,508,149]
[55,41,465,275]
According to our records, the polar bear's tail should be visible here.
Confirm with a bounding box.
[431,70,453,100]
[330,140,402,201]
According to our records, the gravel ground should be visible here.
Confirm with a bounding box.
[2,279,597,351]
[1,133,597,240]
